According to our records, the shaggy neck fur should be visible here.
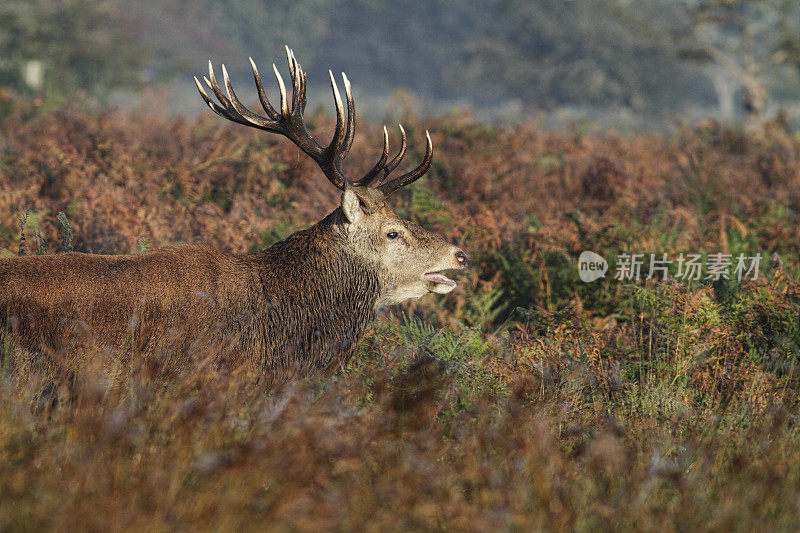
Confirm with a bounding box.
[243,209,383,374]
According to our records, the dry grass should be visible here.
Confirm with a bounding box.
[1,104,800,530]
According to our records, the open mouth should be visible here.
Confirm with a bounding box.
[423,272,457,294]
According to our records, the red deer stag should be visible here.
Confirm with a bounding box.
[0,47,468,376]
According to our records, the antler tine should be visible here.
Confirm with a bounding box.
[340,73,356,158]
[381,123,408,178]
[221,65,279,131]
[205,62,238,118]
[377,131,434,197]
[352,123,408,188]
[285,45,295,78]
[272,63,290,117]
[327,71,347,156]
[249,57,280,120]
[299,70,308,113]
[286,46,302,115]
[195,76,235,120]
[197,61,278,133]
[198,72,255,128]
[354,126,390,187]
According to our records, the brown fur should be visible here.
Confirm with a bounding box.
[1,202,464,377]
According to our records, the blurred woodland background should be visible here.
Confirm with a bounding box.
[1,0,800,128]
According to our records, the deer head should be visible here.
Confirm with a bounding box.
[196,47,468,306]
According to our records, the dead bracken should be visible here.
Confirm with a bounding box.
[1,84,800,529]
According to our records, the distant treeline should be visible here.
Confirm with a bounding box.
[2,0,799,126]
[131,0,710,116]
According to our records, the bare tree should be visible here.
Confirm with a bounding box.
[676,0,800,130]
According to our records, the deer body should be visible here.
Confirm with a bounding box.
[2,212,386,373]
[0,47,467,376]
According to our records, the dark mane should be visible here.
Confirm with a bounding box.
[244,212,382,373]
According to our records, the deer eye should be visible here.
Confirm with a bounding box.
[386,231,399,240]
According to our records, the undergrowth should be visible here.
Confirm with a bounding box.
[1,106,800,529]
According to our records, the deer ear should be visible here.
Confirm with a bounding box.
[341,189,364,224]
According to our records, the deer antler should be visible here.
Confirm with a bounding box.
[195,46,432,196]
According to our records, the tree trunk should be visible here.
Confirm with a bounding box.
[743,80,768,132]
[710,68,737,120]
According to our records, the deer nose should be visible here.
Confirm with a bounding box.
[455,250,470,267]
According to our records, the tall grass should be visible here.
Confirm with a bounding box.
[1,105,800,529]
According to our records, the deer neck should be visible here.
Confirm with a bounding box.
[253,216,383,371]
